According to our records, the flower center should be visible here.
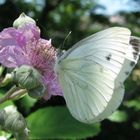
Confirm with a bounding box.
[26,39,56,76]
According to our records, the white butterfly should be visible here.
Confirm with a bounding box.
[54,27,140,123]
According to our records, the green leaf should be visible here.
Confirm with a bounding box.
[27,106,101,139]
[108,110,128,123]
[124,100,140,111]
[132,121,140,130]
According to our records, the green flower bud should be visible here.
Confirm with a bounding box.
[4,112,26,132]
[13,12,36,28]
[12,65,42,90]
[28,84,46,99]
[3,106,26,132]
[0,106,28,139]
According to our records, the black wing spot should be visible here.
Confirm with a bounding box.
[130,36,140,54]
[130,61,135,67]
[130,37,140,48]
[125,71,129,75]
[106,54,112,61]
[133,52,138,60]
[133,46,139,52]
[130,37,140,60]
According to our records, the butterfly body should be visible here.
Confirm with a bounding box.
[55,27,140,123]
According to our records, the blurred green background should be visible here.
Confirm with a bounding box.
[0,0,140,139]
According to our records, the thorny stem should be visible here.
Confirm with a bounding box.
[0,85,27,104]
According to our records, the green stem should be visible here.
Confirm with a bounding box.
[0,85,17,104]
[9,89,27,99]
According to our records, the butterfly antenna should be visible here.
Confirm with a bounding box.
[60,31,72,50]
[57,31,71,57]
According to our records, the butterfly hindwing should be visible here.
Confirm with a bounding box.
[57,61,116,123]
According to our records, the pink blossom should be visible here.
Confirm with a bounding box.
[0,24,62,99]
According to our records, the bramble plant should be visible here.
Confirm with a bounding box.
[0,13,62,140]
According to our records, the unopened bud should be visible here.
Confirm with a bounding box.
[2,106,26,132]
[0,106,28,139]
[28,84,46,99]
[12,65,42,90]
[4,112,26,132]
[13,12,36,28]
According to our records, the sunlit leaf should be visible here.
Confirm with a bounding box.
[27,106,101,139]
[124,100,140,111]
[108,110,128,123]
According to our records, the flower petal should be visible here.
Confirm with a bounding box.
[42,74,63,100]
[18,24,40,43]
[0,24,40,67]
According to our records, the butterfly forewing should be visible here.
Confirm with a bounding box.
[93,36,140,123]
